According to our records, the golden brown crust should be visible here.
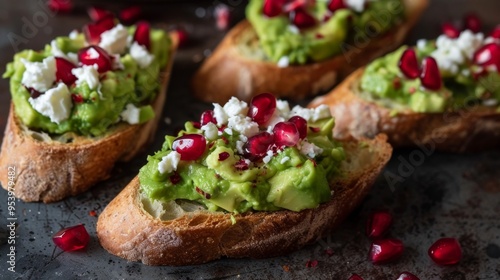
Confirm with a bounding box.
[308,69,500,152]
[96,135,392,266]
[191,0,428,103]
[0,34,178,203]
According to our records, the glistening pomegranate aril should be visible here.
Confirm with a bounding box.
[366,210,393,239]
[244,132,274,160]
[490,26,500,39]
[273,122,300,147]
[55,57,77,85]
[87,6,113,21]
[78,46,113,73]
[83,16,116,45]
[263,0,285,18]
[248,93,276,125]
[290,8,316,29]
[288,116,307,139]
[399,48,420,79]
[201,110,216,125]
[348,274,364,280]
[473,43,500,69]
[420,57,442,90]
[328,0,346,12]
[396,272,420,280]
[442,22,460,38]
[428,237,462,265]
[172,134,207,161]
[464,13,482,33]
[218,152,230,161]
[133,21,151,50]
[48,0,73,13]
[119,6,142,24]
[52,224,90,251]
[369,238,404,264]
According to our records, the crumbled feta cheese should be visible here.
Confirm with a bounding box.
[68,30,79,39]
[312,104,332,122]
[71,64,100,91]
[299,140,323,158]
[111,54,124,70]
[290,104,330,122]
[455,30,484,59]
[201,122,219,140]
[276,100,291,117]
[280,156,290,164]
[120,103,141,124]
[158,151,181,174]
[213,103,228,125]
[227,115,259,137]
[99,24,129,55]
[288,25,299,34]
[416,39,428,51]
[236,140,245,155]
[28,83,72,124]
[50,40,78,64]
[262,150,274,164]
[21,56,56,92]
[223,97,248,116]
[265,110,285,133]
[345,0,366,12]
[129,41,155,69]
[224,127,233,135]
[277,56,289,68]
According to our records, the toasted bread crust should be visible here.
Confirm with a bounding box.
[308,69,500,152]
[0,35,178,203]
[97,135,392,266]
[191,0,428,103]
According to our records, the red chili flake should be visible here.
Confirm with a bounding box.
[169,172,181,185]
[282,265,290,272]
[393,77,402,89]
[234,159,249,171]
[325,248,334,256]
[315,33,324,39]
[221,136,229,144]
[218,152,230,161]
[195,186,211,199]
[305,259,318,268]
[192,121,201,129]
[310,159,317,167]
[89,210,97,217]
[208,142,215,149]
[309,127,321,133]
[409,87,416,94]
[71,94,84,104]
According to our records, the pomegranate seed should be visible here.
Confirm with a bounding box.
[192,121,201,129]
[234,159,249,171]
[428,237,462,265]
[305,259,318,268]
[71,94,84,104]
[173,28,189,48]
[464,13,482,33]
[369,238,404,264]
[290,8,316,29]
[263,0,285,17]
[78,46,113,73]
[473,43,500,69]
[244,132,274,160]
[398,48,420,79]
[366,210,393,239]
[26,87,42,99]
[309,126,321,133]
[441,22,460,38]
[133,21,151,50]
[82,16,116,45]
[490,26,500,39]
[119,6,142,24]
[201,110,216,125]
[52,224,89,251]
[215,4,230,30]
[288,116,307,139]
[420,57,442,90]
[393,77,402,89]
[172,134,207,161]
[328,0,346,12]
[324,248,334,256]
[87,6,113,21]
[273,121,300,147]
[396,272,420,280]
[55,57,77,85]
[348,274,364,280]
[169,172,181,184]
[248,93,276,125]
[218,152,230,161]
[47,0,73,13]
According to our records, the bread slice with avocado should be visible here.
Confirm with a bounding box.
[308,29,500,152]
[0,19,178,203]
[192,0,428,104]
[97,93,392,265]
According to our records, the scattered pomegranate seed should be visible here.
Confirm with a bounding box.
[55,57,77,85]
[273,121,300,147]
[420,57,442,90]
[490,26,500,39]
[71,94,84,104]
[170,172,181,184]
[324,248,334,256]
[348,274,364,280]
[369,238,404,264]
[396,272,420,280]
[82,16,116,45]
[328,0,346,12]
[119,6,142,24]
[288,116,307,139]
[428,237,462,265]
[441,22,461,38]
[309,126,321,133]
[201,110,216,125]
[248,93,276,125]
[48,0,73,13]
[473,43,500,69]
[398,48,420,79]
[173,28,189,48]
[218,152,230,161]
[192,121,201,129]
[26,87,42,99]
[52,224,89,251]
[87,6,113,21]
[263,0,285,17]
[290,8,316,29]
[172,134,207,161]
[244,132,275,160]
[366,210,393,239]
[463,13,482,33]
[305,259,318,268]
[133,21,151,50]
[215,4,230,30]
[78,46,113,73]
[88,210,97,217]
[234,159,249,171]
[195,186,211,199]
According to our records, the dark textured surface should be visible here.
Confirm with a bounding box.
[1,0,500,279]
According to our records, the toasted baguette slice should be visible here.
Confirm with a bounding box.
[0,34,178,203]
[97,134,392,266]
[308,69,500,152]
[191,0,428,104]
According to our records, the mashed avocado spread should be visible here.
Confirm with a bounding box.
[140,94,345,214]
[360,29,500,113]
[246,0,405,65]
[3,18,170,136]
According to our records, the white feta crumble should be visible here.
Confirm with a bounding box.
[224,127,233,135]
[99,24,129,55]
[129,41,155,69]
[213,103,228,125]
[345,0,366,12]
[277,56,289,68]
[276,100,291,117]
[227,115,259,137]
[265,110,285,133]
[68,30,79,39]
[71,64,100,91]
[236,140,245,155]
[21,56,56,92]
[111,54,124,70]
[223,97,248,116]
[299,140,323,158]
[290,104,330,122]
[280,156,290,164]
[50,40,78,64]
[262,150,274,164]
[201,122,219,140]
[158,151,181,174]
[288,25,300,34]
[416,39,428,51]
[28,83,72,124]
[120,103,141,124]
